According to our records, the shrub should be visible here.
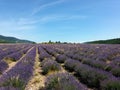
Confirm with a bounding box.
[64,59,80,72]
[101,78,120,90]
[41,59,61,75]
[56,54,67,63]
[75,64,109,88]
[0,61,8,74]
[82,59,110,71]
[39,53,51,61]
[1,76,25,90]
[44,72,87,90]
[111,66,120,77]
[0,86,20,90]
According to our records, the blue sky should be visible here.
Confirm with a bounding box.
[0,0,120,43]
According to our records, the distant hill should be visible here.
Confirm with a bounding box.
[85,38,120,44]
[0,35,35,43]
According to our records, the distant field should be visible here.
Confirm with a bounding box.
[0,44,120,90]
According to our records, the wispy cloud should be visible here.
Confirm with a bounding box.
[17,18,40,25]
[0,18,36,31]
[31,0,66,15]
[37,14,88,23]
[0,14,87,32]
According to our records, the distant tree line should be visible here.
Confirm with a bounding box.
[86,38,120,44]
[42,40,69,44]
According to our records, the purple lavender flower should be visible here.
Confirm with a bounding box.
[101,78,120,90]
[41,59,61,75]
[0,47,36,89]
[56,54,67,63]
[0,61,8,74]
[64,58,80,72]
[45,72,88,90]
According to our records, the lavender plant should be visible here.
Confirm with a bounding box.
[41,59,61,75]
[0,47,36,89]
[56,54,67,63]
[101,78,120,90]
[0,61,8,74]
[44,72,88,90]
[64,58,80,72]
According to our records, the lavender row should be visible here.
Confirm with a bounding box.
[0,45,33,74]
[49,44,120,62]
[42,46,59,57]
[4,46,31,62]
[40,45,120,89]
[64,58,120,89]
[43,44,120,77]
[0,44,33,60]
[0,61,8,74]
[0,47,21,60]
[0,47,36,89]
[38,46,52,61]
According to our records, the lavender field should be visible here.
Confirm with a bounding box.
[0,44,120,90]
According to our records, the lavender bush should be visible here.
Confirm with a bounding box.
[0,47,36,89]
[41,59,61,75]
[0,61,8,74]
[64,58,80,72]
[38,47,52,61]
[101,78,120,90]
[44,72,88,90]
[111,66,120,77]
[74,63,111,88]
[56,54,67,63]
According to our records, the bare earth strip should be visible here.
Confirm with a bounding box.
[25,47,46,90]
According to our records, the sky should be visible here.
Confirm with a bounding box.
[0,0,120,43]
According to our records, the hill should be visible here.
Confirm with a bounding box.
[0,35,35,43]
[85,38,120,44]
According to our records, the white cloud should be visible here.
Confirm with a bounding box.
[31,0,66,15]
[0,13,87,32]
[0,18,36,31]
[15,15,87,26]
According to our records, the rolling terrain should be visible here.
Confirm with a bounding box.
[0,35,35,43]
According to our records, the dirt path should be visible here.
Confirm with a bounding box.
[25,47,46,90]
